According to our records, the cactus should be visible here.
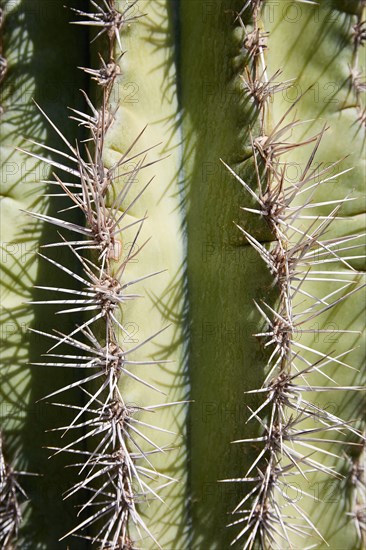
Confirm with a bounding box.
[0,0,365,549]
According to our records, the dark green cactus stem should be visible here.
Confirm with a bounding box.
[181,2,271,548]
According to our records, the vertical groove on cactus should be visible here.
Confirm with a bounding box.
[221,2,366,548]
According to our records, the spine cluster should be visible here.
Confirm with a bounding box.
[22,1,175,548]
[224,2,366,548]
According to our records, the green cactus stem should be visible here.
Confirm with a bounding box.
[0,1,365,548]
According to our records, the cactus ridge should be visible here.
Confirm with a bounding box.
[19,1,179,548]
[221,2,366,548]
[224,139,365,547]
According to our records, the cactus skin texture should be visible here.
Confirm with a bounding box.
[0,0,365,549]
